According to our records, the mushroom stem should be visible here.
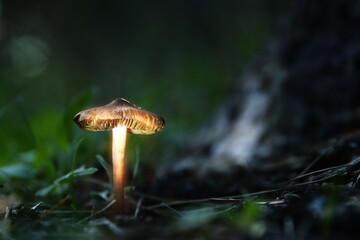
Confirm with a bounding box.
[112,125,128,213]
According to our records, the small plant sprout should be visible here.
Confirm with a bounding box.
[74,98,165,213]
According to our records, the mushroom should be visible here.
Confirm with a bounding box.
[73,98,165,213]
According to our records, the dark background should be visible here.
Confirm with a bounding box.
[0,0,289,172]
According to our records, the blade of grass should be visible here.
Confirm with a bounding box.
[77,199,116,224]
[35,165,98,197]
[132,146,140,182]
[0,102,11,119]
[296,146,333,178]
[16,95,56,179]
[96,154,112,195]
[60,89,96,146]
[134,197,143,218]
[71,137,85,212]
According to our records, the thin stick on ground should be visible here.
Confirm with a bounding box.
[78,200,116,224]
[161,202,185,217]
[134,197,143,218]
[137,162,355,210]
[38,195,70,222]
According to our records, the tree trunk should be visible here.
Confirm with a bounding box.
[155,0,360,197]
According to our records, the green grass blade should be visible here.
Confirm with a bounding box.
[71,137,85,212]
[59,89,96,148]
[96,154,112,195]
[16,95,56,179]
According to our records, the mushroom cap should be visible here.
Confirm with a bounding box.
[74,98,165,134]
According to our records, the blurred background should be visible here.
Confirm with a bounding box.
[0,0,289,200]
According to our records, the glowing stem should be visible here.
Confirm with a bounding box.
[112,125,127,213]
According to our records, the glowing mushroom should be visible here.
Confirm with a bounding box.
[74,98,165,213]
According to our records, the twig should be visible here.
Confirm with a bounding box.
[4,207,10,220]
[297,146,333,177]
[256,199,286,205]
[77,200,116,224]
[38,195,70,222]
[131,190,168,202]
[161,202,184,217]
[145,173,348,210]
[145,198,210,210]
[134,197,143,218]
[131,160,357,212]
[287,163,351,183]
[31,202,43,211]
[212,205,238,215]
[143,188,290,210]
[0,207,14,240]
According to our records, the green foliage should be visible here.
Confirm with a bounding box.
[91,190,110,201]
[0,162,35,180]
[321,186,340,236]
[224,201,266,238]
[16,96,56,179]
[96,155,112,187]
[0,90,101,204]
[176,207,215,230]
[58,89,96,149]
[35,166,98,197]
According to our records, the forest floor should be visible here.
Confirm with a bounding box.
[2,130,360,240]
